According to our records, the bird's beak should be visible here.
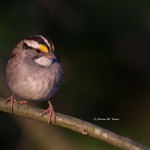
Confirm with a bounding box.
[44,51,56,59]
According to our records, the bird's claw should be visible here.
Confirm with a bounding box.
[41,101,56,124]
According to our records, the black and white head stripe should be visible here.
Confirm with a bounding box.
[23,35,54,52]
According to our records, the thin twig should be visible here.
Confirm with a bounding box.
[0,97,149,150]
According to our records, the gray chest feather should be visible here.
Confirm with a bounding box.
[7,59,63,101]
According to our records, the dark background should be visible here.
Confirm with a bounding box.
[0,0,150,149]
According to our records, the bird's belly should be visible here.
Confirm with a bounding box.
[11,75,54,101]
[7,59,63,102]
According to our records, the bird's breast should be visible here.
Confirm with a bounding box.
[7,59,63,101]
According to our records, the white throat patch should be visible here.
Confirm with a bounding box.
[34,56,53,66]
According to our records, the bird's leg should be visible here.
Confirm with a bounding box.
[18,100,28,104]
[41,101,56,124]
[6,95,28,112]
[5,94,18,113]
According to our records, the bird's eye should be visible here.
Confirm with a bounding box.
[35,49,41,53]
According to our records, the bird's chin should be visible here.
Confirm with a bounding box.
[34,56,53,67]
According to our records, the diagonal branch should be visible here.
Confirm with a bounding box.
[0,97,149,150]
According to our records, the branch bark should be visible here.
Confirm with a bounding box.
[0,97,149,150]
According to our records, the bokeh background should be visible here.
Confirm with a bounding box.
[0,0,150,150]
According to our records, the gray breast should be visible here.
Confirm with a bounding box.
[6,56,64,101]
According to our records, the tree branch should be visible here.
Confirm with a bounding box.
[0,97,149,150]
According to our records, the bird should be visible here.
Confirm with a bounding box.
[6,35,64,124]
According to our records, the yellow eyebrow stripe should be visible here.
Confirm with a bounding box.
[38,45,48,53]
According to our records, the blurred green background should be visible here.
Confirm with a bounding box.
[0,0,150,149]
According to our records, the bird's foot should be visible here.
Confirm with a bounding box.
[5,94,18,113]
[6,95,28,113]
[41,101,56,124]
[18,100,28,104]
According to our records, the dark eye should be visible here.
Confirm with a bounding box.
[35,49,41,53]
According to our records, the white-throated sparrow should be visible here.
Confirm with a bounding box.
[6,35,64,123]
